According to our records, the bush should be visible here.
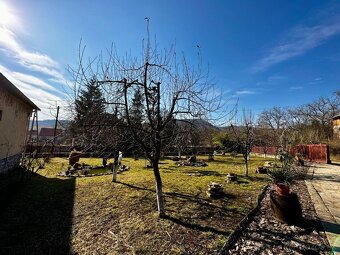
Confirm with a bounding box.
[268,149,295,184]
[329,139,340,156]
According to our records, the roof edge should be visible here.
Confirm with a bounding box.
[0,72,40,110]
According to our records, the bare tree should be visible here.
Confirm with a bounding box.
[288,92,340,141]
[230,110,255,177]
[257,107,288,145]
[68,21,223,217]
[254,128,276,158]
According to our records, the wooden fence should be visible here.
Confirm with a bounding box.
[251,144,330,164]
[290,144,330,164]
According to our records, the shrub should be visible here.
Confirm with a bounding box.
[268,149,295,184]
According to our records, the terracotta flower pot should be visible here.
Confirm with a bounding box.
[275,183,290,196]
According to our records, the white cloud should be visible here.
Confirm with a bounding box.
[0,21,70,119]
[252,20,340,73]
[0,65,66,119]
[289,86,303,91]
[235,89,257,95]
[256,75,287,86]
[0,27,65,81]
[9,71,58,92]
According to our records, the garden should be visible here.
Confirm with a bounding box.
[0,154,271,254]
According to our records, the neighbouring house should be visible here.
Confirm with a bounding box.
[333,114,340,138]
[0,73,40,173]
[39,127,63,142]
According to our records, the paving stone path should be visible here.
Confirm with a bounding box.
[305,163,340,255]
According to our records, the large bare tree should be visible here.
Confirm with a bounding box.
[257,106,288,146]
[68,21,222,217]
[289,92,340,141]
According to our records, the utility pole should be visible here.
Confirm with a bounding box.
[51,106,60,154]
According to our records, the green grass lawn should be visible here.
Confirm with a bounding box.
[0,155,272,254]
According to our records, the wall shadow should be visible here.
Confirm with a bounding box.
[0,172,75,254]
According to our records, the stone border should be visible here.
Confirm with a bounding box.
[219,184,270,255]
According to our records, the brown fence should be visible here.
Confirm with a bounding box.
[252,144,330,163]
[290,144,330,164]
[251,146,279,156]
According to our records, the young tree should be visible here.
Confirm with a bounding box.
[70,21,222,217]
[230,111,255,177]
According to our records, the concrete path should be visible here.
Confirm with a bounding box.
[305,163,340,254]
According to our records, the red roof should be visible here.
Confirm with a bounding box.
[39,128,63,137]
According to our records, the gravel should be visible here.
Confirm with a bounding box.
[226,175,331,255]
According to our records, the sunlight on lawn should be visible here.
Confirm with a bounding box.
[34,154,272,254]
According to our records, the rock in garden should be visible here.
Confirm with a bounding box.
[227,173,237,183]
[207,182,225,198]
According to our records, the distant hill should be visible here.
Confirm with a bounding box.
[30,119,71,128]
[176,119,222,131]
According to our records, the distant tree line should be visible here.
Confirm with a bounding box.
[213,89,340,157]
[257,90,340,146]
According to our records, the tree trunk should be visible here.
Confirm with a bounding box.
[112,151,119,182]
[153,161,165,218]
[244,153,249,177]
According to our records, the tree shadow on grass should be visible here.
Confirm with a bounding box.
[166,191,236,205]
[163,215,231,236]
[164,191,240,235]
[0,172,75,255]
[116,181,237,236]
[116,180,154,192]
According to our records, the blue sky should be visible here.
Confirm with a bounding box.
[0,0,339,119]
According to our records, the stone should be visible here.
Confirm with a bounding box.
[227,173,237,183]
[207,182,225,198]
